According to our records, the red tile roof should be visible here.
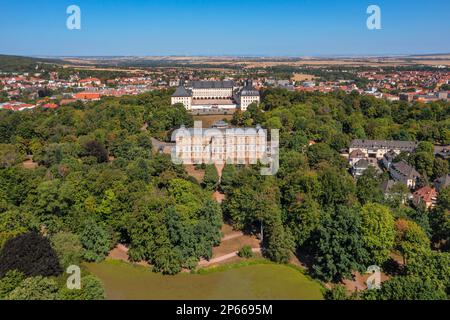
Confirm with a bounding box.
[42,103,59,109]
[74,92,101,100]
[413,186,438,204]
[1,103,35,111]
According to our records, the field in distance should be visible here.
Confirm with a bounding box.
[58,53,450,68]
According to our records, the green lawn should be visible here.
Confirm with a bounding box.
[85,259,324,300]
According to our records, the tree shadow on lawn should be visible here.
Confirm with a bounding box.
[293,247,316,272]
[381,257,405,276]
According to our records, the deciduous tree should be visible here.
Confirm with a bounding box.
[395,219,430,264]
[0,232,62,278]
[203,164,219,191]
[312,206,368,282]
[360,203,395,265]
[50,231,83,268]
[79,220,111,262]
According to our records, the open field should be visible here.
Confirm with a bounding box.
[292,73,317,81]
[410,59,450,66]
[57,54,450,70]
[85,259,324,300]
[61,64,146,73]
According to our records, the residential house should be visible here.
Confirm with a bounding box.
[351,158,380,177]
[79,77,102,87]
[380,179,409,203]
[434,146,450,160]
[382,150,398,169]
[389,160,421,189]
[380,179,396,199]
[352,159,370,177]
[349,149,366,166]
[412,186,438,209]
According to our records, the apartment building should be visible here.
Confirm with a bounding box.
[349,139,417,160]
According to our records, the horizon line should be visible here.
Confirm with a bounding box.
[23,52,450,59]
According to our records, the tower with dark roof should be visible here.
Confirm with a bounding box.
[171,84,193,109]
[238,80,260,111]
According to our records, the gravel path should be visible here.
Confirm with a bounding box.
[199,248,261,267]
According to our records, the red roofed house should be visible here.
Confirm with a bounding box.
[412,186,438,210]
[42,103,59,109]
[74,92,101,101]
[0,102,36,111]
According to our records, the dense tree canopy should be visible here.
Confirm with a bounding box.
[0,87,448,299]
[126,181,222,274]
[6,276,59,300]
[362,275,447,300]
[430,187,450,251]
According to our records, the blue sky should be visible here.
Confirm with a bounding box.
[0,0,449,56]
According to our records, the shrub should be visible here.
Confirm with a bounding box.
[151,247,182,275]
[0,270,25,299]
[325,284,350,300]
[7,276,59,300]
[57,275,105,300]
[237,245,254,259]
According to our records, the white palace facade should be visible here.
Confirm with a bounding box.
[171,80,260,111]
[172,123,269,165]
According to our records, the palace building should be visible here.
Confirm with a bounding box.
[172,122,269,165]
[171,80,260,111]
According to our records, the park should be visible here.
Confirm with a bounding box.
[85,259,324,300]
